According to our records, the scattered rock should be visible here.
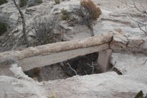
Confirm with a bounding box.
[0,0,147,98]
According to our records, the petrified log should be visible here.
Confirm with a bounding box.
[0,33,112,60]
[0,33,113,71]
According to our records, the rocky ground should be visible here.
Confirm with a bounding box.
[0,58,147,98]
[0,0,147,98]
[0,0,146,51]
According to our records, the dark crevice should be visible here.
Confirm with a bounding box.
[24,52,122,82]
[111,67,123,75]
[24,52,102,81]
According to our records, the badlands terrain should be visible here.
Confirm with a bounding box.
[0,0,147,98]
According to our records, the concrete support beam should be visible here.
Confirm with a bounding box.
[98,49,112,72]
[19,44,109,71]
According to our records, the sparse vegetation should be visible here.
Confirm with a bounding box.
[72,0,102,36]
[54,0,60,4]
[72,0,102,23]
[120,0,147,35]
[19,0,43,7]
[61,9,70,20]
[80,0,102,20]
[134,90,147,98]
[61,0,102,36]
[61,52,100,76]
[0,0,7,5]
[13,0,29,46]
[24,67,41,81]
[31,17,59,45]
[19,0,27,7]
[0,22,7,36]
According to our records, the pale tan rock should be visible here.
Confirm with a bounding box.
[110,34,146,53]
[111,52,147,74]
[110,34,128,52]
[127,37,144,48]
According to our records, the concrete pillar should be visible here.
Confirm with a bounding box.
[97,49,112,72]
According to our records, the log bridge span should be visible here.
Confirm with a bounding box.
[0,33,113,72]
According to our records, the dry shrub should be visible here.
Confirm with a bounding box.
[54,0,60,4]
[134,90,147,98]
[64,0,102,24]
[31,16,62,45]
[0,22,7,36]
[19,0,43,7]
[31,18,56,45]
[61,9,70,20]
[81,0,101,20]
[70,0,102,36]
[0,0,7,5]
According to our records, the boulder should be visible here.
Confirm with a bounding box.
[1,67,147,98]
[111,52,147,74]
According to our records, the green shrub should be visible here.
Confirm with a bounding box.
[0,0,7,5]
[61,9,70,20]
[36,0,43,4]
[0,22,7,36]
[19,0,43,7]
[54,0,60,4]
[19,0,27,7]
[134,90,147,98]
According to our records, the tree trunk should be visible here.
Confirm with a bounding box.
[13,0,29,47]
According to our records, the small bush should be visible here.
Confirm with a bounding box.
[54,0,60,4]
[19,0,27,7]
[134,90,147,98]
[80,0,101,20]
[32,17,58,45]
[19,0,43,7]
[0,22,7,36]
[61,9,70,20]
[70,0,102,36]
[0,0,7,5]
[73,0,102,24]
